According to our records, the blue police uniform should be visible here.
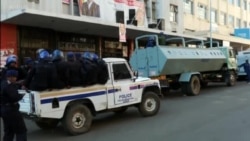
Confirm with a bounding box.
[239,60,250,83]
[1,70,27,141]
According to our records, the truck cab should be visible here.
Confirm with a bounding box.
[19,58,161,135]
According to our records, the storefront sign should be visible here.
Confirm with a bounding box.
[62,0,70,4]
[78,0,147,27]
[234,28,250,39]
[119,23,126,42]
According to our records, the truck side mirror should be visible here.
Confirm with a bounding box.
[133,71,138,77]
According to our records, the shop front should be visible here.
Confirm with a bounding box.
[18,26,128,63]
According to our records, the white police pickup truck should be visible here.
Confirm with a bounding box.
[18,58,161,135]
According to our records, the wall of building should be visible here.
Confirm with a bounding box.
[0,23,17,67]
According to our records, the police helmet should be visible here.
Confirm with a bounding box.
[74,52,82,60]
[39,50,50,60]
[6,54,18,65]
[52,49,64,61]
[82,52,99,61]
[36,48,45,58]
[67,52,75,61]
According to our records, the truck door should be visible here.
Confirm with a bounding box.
[108,62,140,108]
[146,47,159,77]
[135,48,149,77]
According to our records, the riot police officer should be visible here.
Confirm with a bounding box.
[52,50,70,89]
[66,52,83,87]
[1,55,26,86]
[1,69,27,141]
[25,50,57,91]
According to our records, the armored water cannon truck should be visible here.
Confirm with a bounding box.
[129,34,237,96]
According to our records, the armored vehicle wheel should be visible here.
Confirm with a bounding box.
[138,91,160,117]
[62,104,92,135]
[226,71,236,86]
[182,75,201,96]
[35,118,59,130]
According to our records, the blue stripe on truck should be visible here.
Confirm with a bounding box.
[41,90,107,104]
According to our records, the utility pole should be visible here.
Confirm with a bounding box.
[209,0,212,48]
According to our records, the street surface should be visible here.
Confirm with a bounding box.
[1,81,250,141]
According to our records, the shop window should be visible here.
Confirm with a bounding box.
[58,33,97,55]
[19,27,51,59]
[102,40,127,58]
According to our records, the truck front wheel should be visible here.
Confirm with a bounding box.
[138,91,160,117]
[62,104,93,135]
[226,71,236,86]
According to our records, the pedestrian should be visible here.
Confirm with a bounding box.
[238,59,250,83]
[0,69,27,141]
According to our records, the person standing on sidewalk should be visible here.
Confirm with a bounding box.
[1,70,27,141]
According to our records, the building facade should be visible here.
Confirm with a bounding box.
[1,0,250,67]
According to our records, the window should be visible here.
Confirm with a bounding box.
[236,0,241,7]
[228,0,234,5]
[229,49,235,58]
[220,12,227,25]
[228,15,234,27]
[113,63,131,80]
[183,0,194,14]
[244,0,247,10]
[152,0,157,22]
[198,3,207,19]
[170,4,178,22]
[243,21,247,27]
[236,18,241,28]
[211,9,217,23]
[249,3,250,12]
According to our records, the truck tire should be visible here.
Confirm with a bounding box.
[62,104,92,135]
[226,71,236,86]
[35,118,59,130]
[138,91,160,117]
[183,75,201,96]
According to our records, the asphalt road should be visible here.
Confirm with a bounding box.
[1,81,250,141]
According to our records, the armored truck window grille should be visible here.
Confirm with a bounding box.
[113,64,131,80]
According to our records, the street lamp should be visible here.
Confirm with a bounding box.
[209,0,212,48]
